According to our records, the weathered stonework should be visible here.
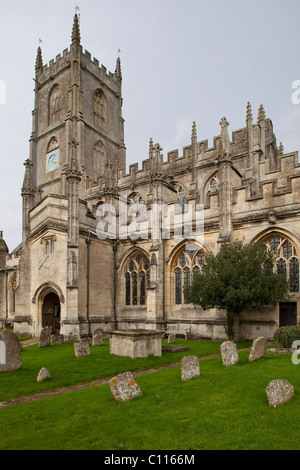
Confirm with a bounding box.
[1,14,300,343]
[109,372,143,401]
[74,339,90,357]
[0,330,22,372]
[37,367,51,382]
[38,326,52,348]
[220,341,239,367]
[109,330,164,358]
[181,355,200,381]
[265,380,294,408]
[249,336,266,362]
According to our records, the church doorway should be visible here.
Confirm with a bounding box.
[279,302,297,327]
[42,292,61,334]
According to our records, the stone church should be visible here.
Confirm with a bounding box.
[1,14,300,340]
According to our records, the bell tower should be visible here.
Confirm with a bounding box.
[26,13,126,206]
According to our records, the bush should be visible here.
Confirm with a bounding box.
[274,325,300,348]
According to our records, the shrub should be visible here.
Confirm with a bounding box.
[274,325,300,348]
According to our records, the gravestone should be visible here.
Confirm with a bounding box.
[249,336,266,362]
[0,329,22,372]
[168,334,176,344]
[109,372,143,402]
[74,339,90,357]
[220,341,239,366]
[266,380,294,408]
[37,367,51,382]
[39,326,52,348]
[92,333,103,346]
[181,355,200,381]
[51,334,64,344]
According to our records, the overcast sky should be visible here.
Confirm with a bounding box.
[0,0,300,251]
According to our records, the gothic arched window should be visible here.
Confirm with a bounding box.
[49,85,61,125]
[173,246,206,305]
[264,234,299,293]
[209,178,218,192]
[93,89,106,128]
[124,252,150,306]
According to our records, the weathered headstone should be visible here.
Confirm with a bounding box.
[37,367,51,382]
[38,326,52,348]
[181,355,200,381]
[266,380,294,408]
[220,341,239,366]
[109,372,143,401]
[74,339,90,357]
[92,334,103,346]
[249,336,266,362]
[51,334,64,344]
[0,330,22,372]
[168,334,176,344]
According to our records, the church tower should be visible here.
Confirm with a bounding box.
[14,14,126,338]
[28,13,125,205]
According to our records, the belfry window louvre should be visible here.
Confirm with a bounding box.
[124,252,150,306]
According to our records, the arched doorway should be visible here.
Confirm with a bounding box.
[42,292,61,334]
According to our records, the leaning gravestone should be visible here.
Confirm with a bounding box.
[181,355,200,381]
[109,372,143,402]
[74,339,90,357]
[0,329,22,372]
[265,380,294,408]
[38,326,52,348]
[249,336,266,362]
[37,367,51,382]
[220,341,239,367]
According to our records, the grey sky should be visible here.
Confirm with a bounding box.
[0,0,300,251]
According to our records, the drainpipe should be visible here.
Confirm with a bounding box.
[85,233,91,337]
[113,239,119,330]
[161,228,167,330]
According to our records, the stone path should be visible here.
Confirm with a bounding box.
[0,345,249,409]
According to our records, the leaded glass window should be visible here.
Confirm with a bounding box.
[264,234,299,293]
[124,252,150,305]
[174,246,206,304]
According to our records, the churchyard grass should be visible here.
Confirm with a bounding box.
[1,341,300,450]
[0,339,249,402]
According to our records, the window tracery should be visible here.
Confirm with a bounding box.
[264,234,299,293]
[93,89,106,128]
[124,252,150,305]
[173,246,206,305]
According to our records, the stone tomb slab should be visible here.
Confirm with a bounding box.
[109,372,143,401]
[109,330,165,359]
[0,329,22,372]
[162,345,189,353]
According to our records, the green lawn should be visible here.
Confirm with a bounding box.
[0,339,248,402]
[0,340,299,450]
